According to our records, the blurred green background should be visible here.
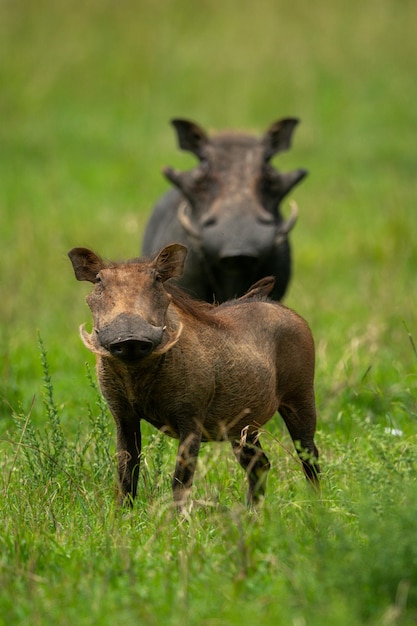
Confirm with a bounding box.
[1,0,416,425]
[1,2,417,624]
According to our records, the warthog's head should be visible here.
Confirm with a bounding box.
[68,244,187,364]
[163,117,307,270]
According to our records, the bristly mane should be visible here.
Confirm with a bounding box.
[165,275,276,322]
[165,283,221,325]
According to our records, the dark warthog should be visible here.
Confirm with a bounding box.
[142,117,307,303]
[68,244,319,510]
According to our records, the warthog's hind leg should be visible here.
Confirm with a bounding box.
[232,433,271,507]
[279,404,320,486]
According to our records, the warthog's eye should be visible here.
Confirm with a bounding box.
[95,275,104,290]
[201,215,216,228]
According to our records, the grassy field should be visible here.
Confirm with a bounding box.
[1,0,417,624]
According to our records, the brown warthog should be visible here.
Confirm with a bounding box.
[142,117,307,303]
[68,244,319,509]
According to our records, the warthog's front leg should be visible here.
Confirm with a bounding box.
[232,432,271,507]
[115,417,142,506]
[172,427,202,512]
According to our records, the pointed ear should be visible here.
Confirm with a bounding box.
[153,244,188,282]
[263,118,300,160]
[68,247,105,282]
[171,118,209,160]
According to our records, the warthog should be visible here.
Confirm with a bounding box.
[68,244,319,509]
[142,117,307,303]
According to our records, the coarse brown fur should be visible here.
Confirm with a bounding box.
[68,243,320,511]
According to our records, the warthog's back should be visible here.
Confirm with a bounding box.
[147,298,315,442]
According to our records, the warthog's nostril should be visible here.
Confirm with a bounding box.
[109,339,154,362]
[219,255,257,272]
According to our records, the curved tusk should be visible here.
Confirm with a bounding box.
[177,201,201,240]
[79,324,111,357]
[151,322,184,356]
[275,200,299,245]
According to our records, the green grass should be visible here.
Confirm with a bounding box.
[1,0,417,623]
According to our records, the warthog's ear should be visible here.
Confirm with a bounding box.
[171,119,209,160]
[263,118,300,160]
[238,276,276,301]
[153,244,188,282]
[68,247,105,283]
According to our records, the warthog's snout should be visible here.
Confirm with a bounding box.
[109,339,156,362]
[97,313,164,363]
[218,254,258,273]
